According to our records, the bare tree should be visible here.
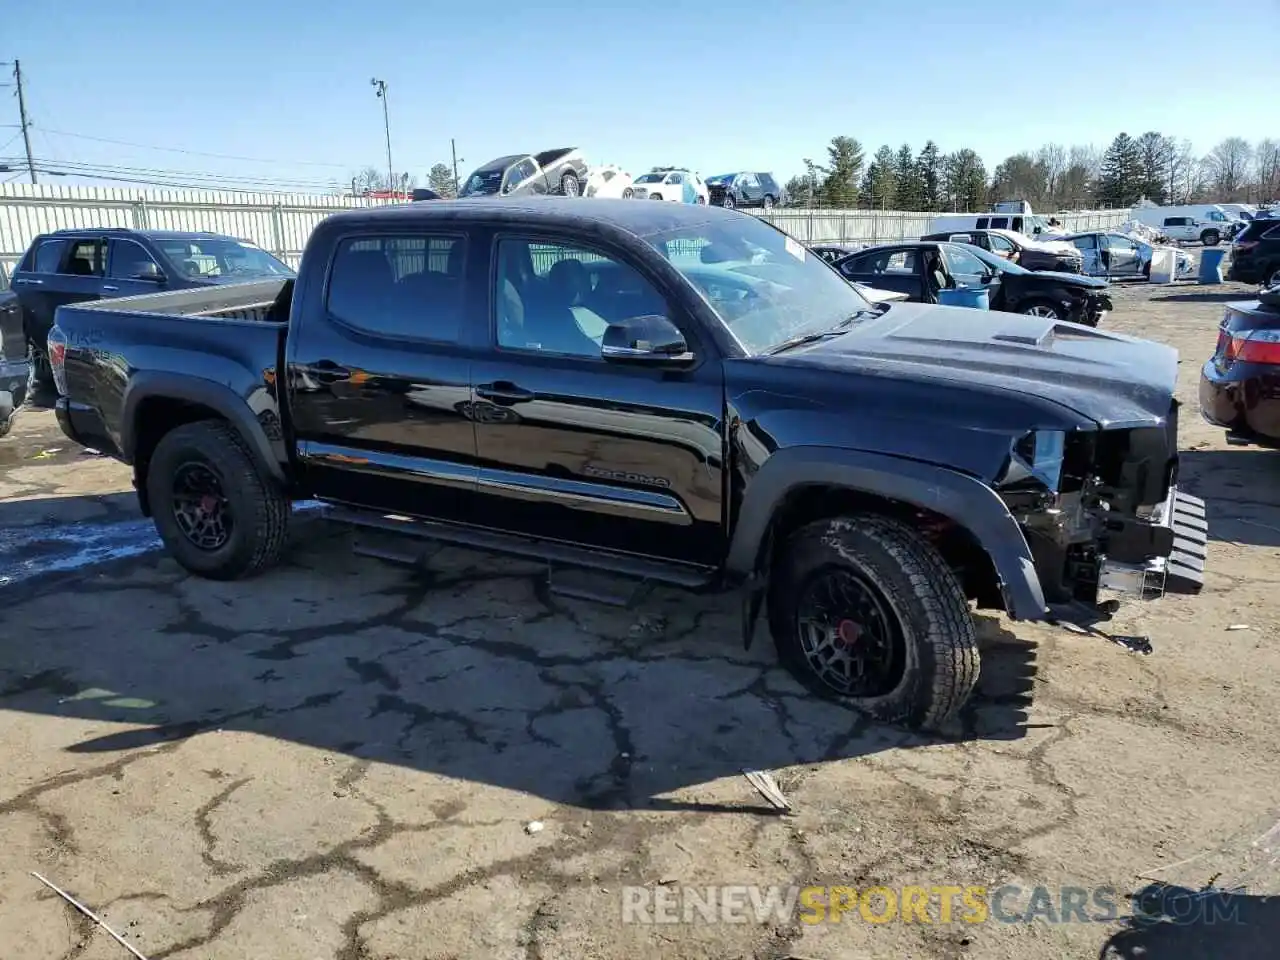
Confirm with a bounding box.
[1036,143,1067,205]
[1253,139,1280,201]
[1203,137,1254,200]
[1164,139,1199,203]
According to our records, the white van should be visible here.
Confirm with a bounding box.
[927,211,1058,237]
[1133,205,1244,245]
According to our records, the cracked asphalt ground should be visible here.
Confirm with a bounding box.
[2,281,1280,960]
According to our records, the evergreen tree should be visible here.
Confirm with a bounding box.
[1096,133,1146,206]
[861,145,898,208]
[819,136,864,207]
[916,141,942,211]
[893,143,924,210]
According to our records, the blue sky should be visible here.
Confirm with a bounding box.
[4,0,1277,193]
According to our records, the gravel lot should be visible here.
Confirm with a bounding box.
[2,279,1279,960]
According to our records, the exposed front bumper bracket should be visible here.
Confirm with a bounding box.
[1099,487,1208,599]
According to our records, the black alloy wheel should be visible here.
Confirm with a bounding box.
[795,566,905,698]
[171,461,233,550]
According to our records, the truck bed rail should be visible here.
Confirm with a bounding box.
[67,278,291,324]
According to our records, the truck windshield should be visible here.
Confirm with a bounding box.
[460,168,506,197]
[643,217,875,354]
[152,238,294,280]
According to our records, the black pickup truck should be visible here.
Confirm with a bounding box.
[48,199,1207,730]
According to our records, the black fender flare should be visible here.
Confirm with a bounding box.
[121,371,288,484]
[725,446,1048,622]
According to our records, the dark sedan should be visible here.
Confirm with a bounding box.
[1199,292,1280,446]
[832,241,1113,325]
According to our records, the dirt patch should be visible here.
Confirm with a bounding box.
[1,280,1278,959]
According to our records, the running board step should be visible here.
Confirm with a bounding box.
[324,507,716,590]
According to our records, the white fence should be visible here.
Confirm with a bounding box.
[0,183,1133,288]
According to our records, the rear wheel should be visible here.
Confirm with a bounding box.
[722,193,735,210]
[650,193,663,201]
[1267,266,1280,289]
[1201,229,1221,246]
[622,187,634,199]
[147,420,290,580]
[768,515,979,731]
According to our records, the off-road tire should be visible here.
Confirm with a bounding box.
[768,515,979,730]
[1201,229,1221,246]
[147,420,290,580]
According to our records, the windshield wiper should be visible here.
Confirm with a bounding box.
[765,311,872,355]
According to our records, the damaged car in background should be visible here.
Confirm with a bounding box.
[1060,230,1195,281]
[920,228,1084,273]
[458,148,589,198]
[47,199,1205,732]
[834,240,1113,325]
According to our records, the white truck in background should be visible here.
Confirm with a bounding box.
[1132,204,1246,246]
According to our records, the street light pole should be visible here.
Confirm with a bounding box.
[371,78,393,198]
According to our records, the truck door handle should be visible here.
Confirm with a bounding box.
[310,360,353,384]
[13,278,42,285]
[102,285,119,292]
[476,381,534,405]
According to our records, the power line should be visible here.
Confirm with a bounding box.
[2,155,343,190]
[1,157,345,194]
[35,126,355,169]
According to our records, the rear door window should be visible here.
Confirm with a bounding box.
[326,234,466,343]
[62,239,103,277]
[29,238,68,273]
[989,217,1010,229]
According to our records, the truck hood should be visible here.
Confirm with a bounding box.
[778,301,1176,427]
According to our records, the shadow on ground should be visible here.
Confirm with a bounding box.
[1178,448,1280,547]
[0,503,1039,813]
[1153,291,1257,304]
[1100,883,1280,959]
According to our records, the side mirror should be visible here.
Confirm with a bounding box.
[601,315,694,365]
[134,262,164,282]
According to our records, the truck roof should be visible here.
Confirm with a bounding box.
[319,196,729,238]
[45,227,235,241]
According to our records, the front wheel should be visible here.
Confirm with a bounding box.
[0,416,12,439]
[1201,230,1221,246]
[622,187,634,199]
[1266,266,1280,289]
[722,193,735,210]
[560,173,580,197]
[147,420,290,580]
[762,195,775,210]
[1021,300,1065,321]
[768,515,979,731]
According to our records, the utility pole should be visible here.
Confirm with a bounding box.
[13,60,37,184]
[370,78,392,198]
[451,138,463,196]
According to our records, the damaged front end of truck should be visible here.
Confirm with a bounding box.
[994,401,1207,615]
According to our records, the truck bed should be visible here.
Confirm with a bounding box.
[52,279,293,466]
